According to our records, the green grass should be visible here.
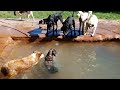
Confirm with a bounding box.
[0,11,120,20]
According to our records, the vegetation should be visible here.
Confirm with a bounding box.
[0,11,120,20]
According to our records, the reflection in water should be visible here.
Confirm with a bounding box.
[8,41,120,79]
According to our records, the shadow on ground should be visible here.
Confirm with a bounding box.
[28,28,42,42]
[27,28,83,42]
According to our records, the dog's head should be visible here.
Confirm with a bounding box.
[56,14,63,23]
[88,11,92,15]
[47,48,57,57]
[33,51,44,60]
[39,18,48,24]
[43,19,48,24]
[52,49,57,56]
[39,20,43,24]
[77,11,83,17]
[77,11,88,22]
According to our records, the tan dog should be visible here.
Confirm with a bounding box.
[0,51,44,79]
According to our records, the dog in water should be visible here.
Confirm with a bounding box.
[0,51,44,79]
[44,48,58,73]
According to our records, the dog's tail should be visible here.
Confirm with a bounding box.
[72,11,75,17]
[14,11,17,16]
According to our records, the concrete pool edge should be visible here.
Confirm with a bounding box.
[10,34,120,42]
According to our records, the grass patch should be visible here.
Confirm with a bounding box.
[0,11,120,20]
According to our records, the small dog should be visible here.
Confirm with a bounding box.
[46,11,64,36]
[44,48,58,73]
[0,51,44,78]
[61,11,75,37]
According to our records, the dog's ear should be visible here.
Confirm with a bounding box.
[52,49,57,54]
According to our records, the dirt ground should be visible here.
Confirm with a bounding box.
[0,19,120,37]
[0,18,120,37]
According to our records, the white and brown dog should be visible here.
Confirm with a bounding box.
[14,11,35,21]
[77,11,98,37]
[0,51,44,79]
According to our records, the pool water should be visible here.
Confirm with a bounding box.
[8,40,120,79]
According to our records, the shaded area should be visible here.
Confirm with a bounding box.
[39,29,82,42]
[28,28,42,37]
[28,28,42,42]
[45,29,61,36]
[66,29,82,37]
